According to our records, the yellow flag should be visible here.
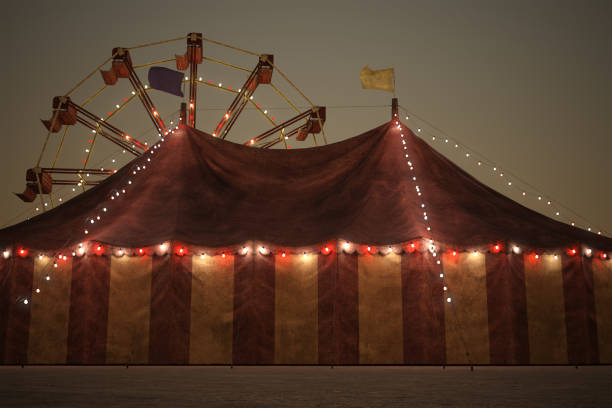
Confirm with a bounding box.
[360,66,394,92]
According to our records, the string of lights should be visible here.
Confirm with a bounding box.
[398,105,609,238]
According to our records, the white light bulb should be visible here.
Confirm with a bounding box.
[446,297,452,303]
[24,299,28,304]
[512,246,520,254]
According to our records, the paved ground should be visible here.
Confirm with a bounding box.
[1,366,611,407]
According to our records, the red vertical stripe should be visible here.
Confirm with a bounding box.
[149,254,192,364]
[401,252,445,364]
[2,257,34,364]
[0,258,12,363]
[485,253,529,364]
[562,255,599,364]
[317,251,336,364]
[67,255,110,364]
[232,252,275,364]
[317,251,358,365]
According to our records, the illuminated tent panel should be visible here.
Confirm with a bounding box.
[0,122,610,365]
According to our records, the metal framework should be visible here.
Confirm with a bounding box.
[41,96,147,155]
[214,54,274,140]
[175,33,203,127]
[101,48,168,136]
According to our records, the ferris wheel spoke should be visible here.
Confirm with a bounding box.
[215,55,274,140]
[174,33,203,128]
[100,47,168,136]
[245,106,325,147]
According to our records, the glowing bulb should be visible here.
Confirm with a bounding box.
[243,247,248,254]
[473,251,479,257]
[118,249,123,256]
[585,248,592,256]
[534,254,539,259]
[221,252,226,259]
[160,243,167,251]
[282,251,286,258]
[512,246,520,254]
[447,297,452,303]
[36,288,40,294]
[343,242,350,251]
[2,250,9,258]
[452,251,457,256]
[440,273,444,278]
[24,299,29,305]
[303,252,307,258]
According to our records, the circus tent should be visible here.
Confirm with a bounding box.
[1,121,611,365]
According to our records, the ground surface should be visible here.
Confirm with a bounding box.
[1,366,611,407]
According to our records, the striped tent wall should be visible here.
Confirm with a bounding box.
[1,250,610,364]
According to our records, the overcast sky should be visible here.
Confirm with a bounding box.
[1,0,610,234]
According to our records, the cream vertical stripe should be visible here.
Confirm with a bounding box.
[190,254,234,363]
[358,253,403,364]
[28,256,72,363]
[275,253,318,364]
[524,254,567,364]
[443,253,490,364]
[107,255,152,363]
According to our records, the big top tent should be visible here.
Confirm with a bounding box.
[1,117,611,365]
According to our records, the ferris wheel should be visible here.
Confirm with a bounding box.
[17,33,327,214]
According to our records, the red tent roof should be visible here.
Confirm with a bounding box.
[1,122,610,251]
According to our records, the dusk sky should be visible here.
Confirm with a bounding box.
[1,0,610,234]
